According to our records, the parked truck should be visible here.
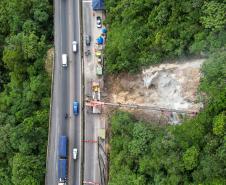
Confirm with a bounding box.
[58,159,67,185]
[96,63,103,76]
[85,80,102,114]
[96,56,103,76]
[92,81,101,101]
[59,136,68,158]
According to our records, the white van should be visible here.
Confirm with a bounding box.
[62,54,67,67]
[72,41,77,52]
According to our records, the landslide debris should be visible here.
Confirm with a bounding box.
[106,59,205,123]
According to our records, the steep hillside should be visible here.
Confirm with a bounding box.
[105,0,226,73]
[108,52,226,185]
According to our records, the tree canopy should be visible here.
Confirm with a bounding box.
[108,52,226,184]
[104,0,226,73]
[0,0,52,184]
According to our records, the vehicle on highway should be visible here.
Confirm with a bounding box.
[85,35,91,46]
[96,16,102,28]
[59,136,68,158]
[73,148,78,160]
[58,159,67,185]
[72,41,78,52]
[62,54,67,67]
[73,101,79,115]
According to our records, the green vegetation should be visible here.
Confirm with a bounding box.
[105,0,226,73]
[0,0,53,184]
[106,1,226,183]
[108,52,226,184]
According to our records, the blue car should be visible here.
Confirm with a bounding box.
[73,101,79,115]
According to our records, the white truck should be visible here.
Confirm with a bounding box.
[62,54,67,67]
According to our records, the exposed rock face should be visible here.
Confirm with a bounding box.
[107,59,205,124]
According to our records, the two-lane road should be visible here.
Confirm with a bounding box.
[46,0,82,185]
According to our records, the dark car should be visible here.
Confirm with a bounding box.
[73,101,79,115]
[85,35,91,46]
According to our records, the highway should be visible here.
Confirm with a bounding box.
[46,0,82,185]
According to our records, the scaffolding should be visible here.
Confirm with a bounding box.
[85,100,198,115]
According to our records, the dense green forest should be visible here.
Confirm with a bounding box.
[0,0,53,184]
[104,0,226,73]
[108,52,226,185]
[106,0,226,184]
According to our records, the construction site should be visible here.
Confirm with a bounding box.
[83,9,206,184]
[86,58,205,124]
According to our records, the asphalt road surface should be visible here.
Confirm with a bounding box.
[83,1,102,184]
[46,0,82,185]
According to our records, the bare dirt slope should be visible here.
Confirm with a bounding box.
[105,59,205,123]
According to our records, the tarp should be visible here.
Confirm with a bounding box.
[59,136,67,158]
[58,159,67,181]
[96,36,104,44]
[101,28,107,34]
[92,0,105,10]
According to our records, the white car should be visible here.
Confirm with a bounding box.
[96,16,102,28]
[72,41,78,52]
[73,148,78,160]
